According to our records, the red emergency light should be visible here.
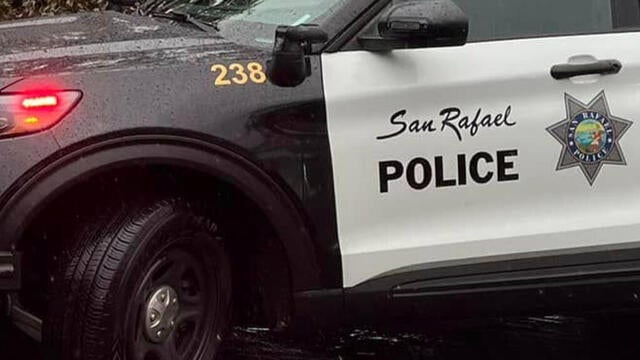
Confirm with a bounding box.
[0,90,82,138]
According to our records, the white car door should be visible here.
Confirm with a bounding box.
[323,0,640,288]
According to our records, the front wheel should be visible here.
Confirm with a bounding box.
[45,198,231,360]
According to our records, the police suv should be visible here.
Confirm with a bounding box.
[1,0,640,359]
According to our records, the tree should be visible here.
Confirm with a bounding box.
[0,0,107,21]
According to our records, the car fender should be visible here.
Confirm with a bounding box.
[0,130,322,292]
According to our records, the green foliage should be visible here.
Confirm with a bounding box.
[0,0,108,21]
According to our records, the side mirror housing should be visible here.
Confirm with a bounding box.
[359,0,468,51]
[267,25,328,87]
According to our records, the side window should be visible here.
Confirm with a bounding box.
[454,0,640,42]
[341,0,640,51]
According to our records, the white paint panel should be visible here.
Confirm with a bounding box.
[322,32,640,287]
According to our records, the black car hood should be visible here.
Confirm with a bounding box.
[0,11,261,79]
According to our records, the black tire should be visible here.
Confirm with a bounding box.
[44,198,232,360]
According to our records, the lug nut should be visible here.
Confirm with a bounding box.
[144,286,180,343]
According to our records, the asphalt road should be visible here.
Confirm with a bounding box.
[4,313,640,359]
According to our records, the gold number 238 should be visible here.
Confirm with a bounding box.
[211,62,267,86]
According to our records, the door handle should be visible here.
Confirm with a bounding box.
[550,59,622,80]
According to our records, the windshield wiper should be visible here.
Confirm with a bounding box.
[148,10,218,32]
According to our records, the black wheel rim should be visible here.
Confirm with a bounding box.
[127,241,221,360]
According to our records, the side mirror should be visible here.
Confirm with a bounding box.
[267,25,328,88]
[359,0,468,51]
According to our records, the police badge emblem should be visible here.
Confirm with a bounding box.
[547,91,632,185]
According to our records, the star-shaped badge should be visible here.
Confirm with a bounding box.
[547,91,632,185]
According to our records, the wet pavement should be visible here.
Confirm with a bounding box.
[4,312,640,359]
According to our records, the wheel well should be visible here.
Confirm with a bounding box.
[16,164,292,329]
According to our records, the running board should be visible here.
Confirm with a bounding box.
[344,259,640,330]
[392,262,640,298]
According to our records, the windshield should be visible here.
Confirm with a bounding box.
[147,0,346,48]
